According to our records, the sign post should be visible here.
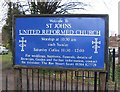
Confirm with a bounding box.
[13,14,108,71]
[118,1,120,65]
[99,72,106,92]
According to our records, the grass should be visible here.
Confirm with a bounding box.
[0,52,13,69]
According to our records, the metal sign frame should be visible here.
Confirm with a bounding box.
[13,14,109,71]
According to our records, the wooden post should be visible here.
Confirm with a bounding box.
[14,69,17,91]
[14,68,22,91]
[99,72,106,92]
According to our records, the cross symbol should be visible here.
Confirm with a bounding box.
[19,37,27,52]
[92,38,101,54]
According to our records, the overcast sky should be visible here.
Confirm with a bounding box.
[0,0,119,36]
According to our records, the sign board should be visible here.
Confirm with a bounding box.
[13,14,108,70]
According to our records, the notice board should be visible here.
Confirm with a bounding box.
[13,14,108,70]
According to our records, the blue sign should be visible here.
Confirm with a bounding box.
[14,15,108,70]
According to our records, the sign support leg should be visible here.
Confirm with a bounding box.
[99,72,106,92]
[14,68,22,91]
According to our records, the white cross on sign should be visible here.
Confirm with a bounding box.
[19,37,27,52]
[92,38,101,54]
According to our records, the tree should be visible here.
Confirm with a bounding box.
[27,0,87,14]
[2,0,88,51]
[2,2,22,50]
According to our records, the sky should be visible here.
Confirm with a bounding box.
[76,0,119,36]
[0,0,119,36]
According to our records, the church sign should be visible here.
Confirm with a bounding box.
[13,14,108,70]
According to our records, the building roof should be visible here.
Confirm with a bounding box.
[109,34,120,47]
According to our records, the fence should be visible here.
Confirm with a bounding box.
[2,49,119,91]
[4,69,106,91]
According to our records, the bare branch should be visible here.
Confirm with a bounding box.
[54,2,88,14]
